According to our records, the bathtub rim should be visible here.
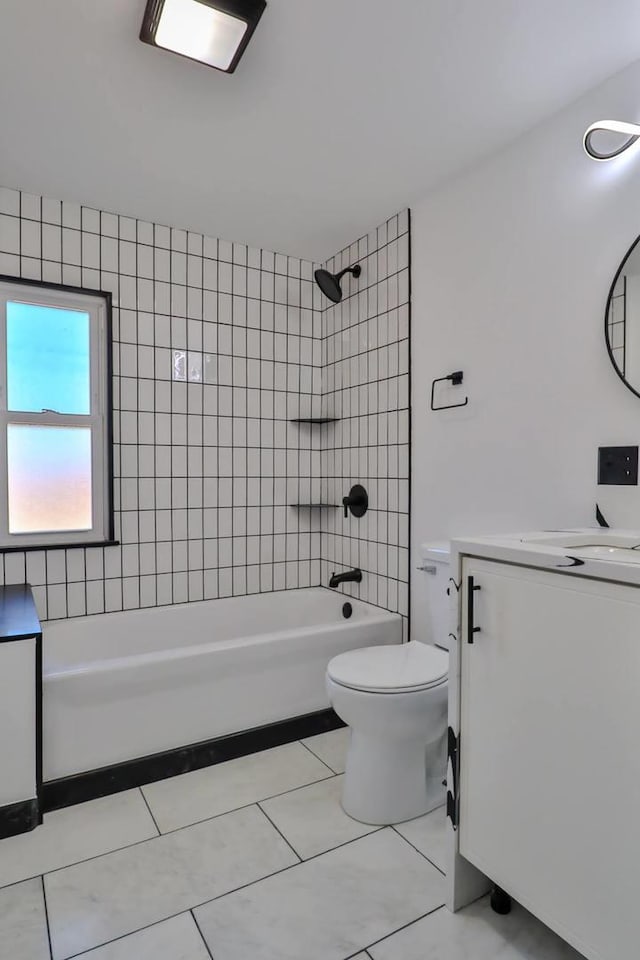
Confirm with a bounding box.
[41,584,387,637]
[45,604,401,681]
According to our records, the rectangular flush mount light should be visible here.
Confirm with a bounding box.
[140,0,266,73]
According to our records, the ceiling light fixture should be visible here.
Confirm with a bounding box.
[140,0,266,74]
[583,120,640,161]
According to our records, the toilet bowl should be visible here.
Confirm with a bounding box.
[326,542,451,825]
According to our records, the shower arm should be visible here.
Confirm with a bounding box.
[335,265,361,282]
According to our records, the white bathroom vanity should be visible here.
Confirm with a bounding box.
[447,529,640,960]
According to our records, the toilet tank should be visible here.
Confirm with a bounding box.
[418,541,451,650]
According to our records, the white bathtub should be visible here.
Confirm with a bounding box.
[42,588,402,781]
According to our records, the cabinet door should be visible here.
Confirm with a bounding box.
[459,558,640,960]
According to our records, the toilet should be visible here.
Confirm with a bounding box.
[326,542,450,825]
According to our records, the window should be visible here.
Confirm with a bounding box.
[0,278,113,550]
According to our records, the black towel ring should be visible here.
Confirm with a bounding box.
[430,370,468,411]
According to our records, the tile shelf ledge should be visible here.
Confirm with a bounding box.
[289,504,339,509]
[289,418,340,424]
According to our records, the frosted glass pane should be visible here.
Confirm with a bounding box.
[7,301,90,413]
[7,425,92,534]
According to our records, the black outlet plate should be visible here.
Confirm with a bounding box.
[598,446,639,485]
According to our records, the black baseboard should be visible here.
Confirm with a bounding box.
[0,798,40,839]
[43,708,345,813]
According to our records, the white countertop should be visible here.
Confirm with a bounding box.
[451,528,640,587]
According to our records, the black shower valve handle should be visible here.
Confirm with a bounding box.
[342,484,368,520]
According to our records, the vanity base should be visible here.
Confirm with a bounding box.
[490,886,512,915]
[448,543,640,960]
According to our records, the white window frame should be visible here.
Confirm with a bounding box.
[0,278,113,550]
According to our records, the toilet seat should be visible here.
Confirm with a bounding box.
[327,642,448,694]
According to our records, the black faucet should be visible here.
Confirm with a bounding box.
[329,568,363,589]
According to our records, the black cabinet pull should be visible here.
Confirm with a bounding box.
[467,575,481,644]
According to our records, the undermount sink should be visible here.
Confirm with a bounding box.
[518,531,640,563]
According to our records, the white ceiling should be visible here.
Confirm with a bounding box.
[1,1,640,261]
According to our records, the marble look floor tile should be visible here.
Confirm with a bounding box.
[45,805,297,960]
[74,914,210,960]
[369,897,585,960]
[393,804,447,873]
[142,742,333,832]
[261,775,379,858]
[301,726,350,773]
[195,827,445,960]
[0,790,158,889]
[0,878,50,960]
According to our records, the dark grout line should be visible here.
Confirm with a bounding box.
[299,730,348,775]
[40,875,54,960]
[362,903,446,955]
[62,910,196,960]
[256,803,302,862]
[297,827,385,864]
[390,825,446,877]
[191,909,215,960]
[138,786,162,836]
[298,736,343,775]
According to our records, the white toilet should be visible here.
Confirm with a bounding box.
[326,542,450,825]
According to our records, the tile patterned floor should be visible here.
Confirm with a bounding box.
[0,727,585,960]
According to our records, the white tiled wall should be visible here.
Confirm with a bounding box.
[319,211,411,635]
[0,185,323,620]
[0,186,410,630]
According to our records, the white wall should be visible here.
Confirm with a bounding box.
[411,57,640,641]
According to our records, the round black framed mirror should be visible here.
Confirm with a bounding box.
[606,234,640,398]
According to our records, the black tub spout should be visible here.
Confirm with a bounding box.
[329,568,363,589]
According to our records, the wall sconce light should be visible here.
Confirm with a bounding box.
[140,0,266,74]
[583,120,640,161]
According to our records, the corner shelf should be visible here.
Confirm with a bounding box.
[290,418,340,424]
[290,503,339,509]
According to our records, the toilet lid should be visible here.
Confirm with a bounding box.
[327,642,448,693]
